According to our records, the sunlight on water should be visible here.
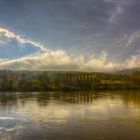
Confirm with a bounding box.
[0,91,140,140]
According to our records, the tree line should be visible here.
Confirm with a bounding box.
[0,70,139,91]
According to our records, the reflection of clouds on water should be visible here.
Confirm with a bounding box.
[82,99,125,120]
[1,91,140,125]
[0,91,140,140]
[20,98,125,124]
[0,125,24,132]
[0,117,16,120]
[32,107,70,125]
[0,116,25,140]
[17,101,71,124]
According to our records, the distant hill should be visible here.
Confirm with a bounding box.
[0,68,140,76]
[116,68,140,74]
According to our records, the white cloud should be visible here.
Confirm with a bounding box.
[0,49,139,72]
[0,27,140,72]
[0,27,49,51]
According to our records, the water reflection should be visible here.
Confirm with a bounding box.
[0,90,140,140]
[0,90,140,106]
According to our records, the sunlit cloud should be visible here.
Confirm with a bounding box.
[126,52,140,69]
[0,49,139,72]
[0,27,140,72]
[0,27,49,51]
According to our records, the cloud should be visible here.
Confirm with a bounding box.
[126,52,140,68]
[0,27,140,72]
[125,30,140,48]
[0,27,49,51]
[108,1,123,24]
[0,49,139,72]
[0,50,110,71]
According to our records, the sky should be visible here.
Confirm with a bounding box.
[0,0,140,72]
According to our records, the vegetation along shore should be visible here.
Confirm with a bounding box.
[0,70,140,91]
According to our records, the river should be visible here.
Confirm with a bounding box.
[0,90,140,140]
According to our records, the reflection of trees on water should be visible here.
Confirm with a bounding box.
[117,90,140,106]
[36,91,109,106]
[0,92,35,108]
[0,92,104,107]
[0,93,17,109]
[0,91,140,108]
[35,91,140,106]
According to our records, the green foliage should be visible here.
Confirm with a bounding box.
[0,70,139,91]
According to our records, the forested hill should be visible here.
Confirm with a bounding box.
[0,70,139,91]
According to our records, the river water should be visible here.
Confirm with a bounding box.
[0,90,140,140]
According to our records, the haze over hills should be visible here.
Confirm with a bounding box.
[116,67,140,74]
[0,67,140,74]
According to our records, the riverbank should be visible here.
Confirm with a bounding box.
[0,70,139,91]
